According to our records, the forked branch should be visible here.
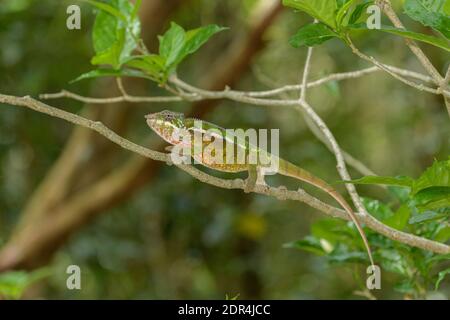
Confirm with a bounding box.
[0,93,448,255]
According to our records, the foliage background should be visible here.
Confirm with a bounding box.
[0,0,449,299]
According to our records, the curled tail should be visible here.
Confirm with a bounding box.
[278,160,375,267]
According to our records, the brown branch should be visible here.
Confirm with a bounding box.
[296,44,369,214]
[39,90,187,103]
[347,39,448,97]
[252,66,378,178]
[0,93,448,273]
[41,65,440,104]
[375,0,444,84]
[375,0,449,117]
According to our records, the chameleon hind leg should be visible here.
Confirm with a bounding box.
[244,165,266,193]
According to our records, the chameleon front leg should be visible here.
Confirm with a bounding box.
[244,165,266,193]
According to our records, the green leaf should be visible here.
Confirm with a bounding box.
[336,0,350,6]
[124,54,166,82]
[428,253,450,262]
[362,197,395,221]
[348,158,450,212]
[394,279,416,294]
[289,23,339,47]
[348,1,373,25]
[328,249,368,264]
[182,25,227,58]
[329,242,371,265]
[408,210,445,223]
[71,68,154,83]
[378,249,410,276]
[384,204,411,230]
[445,0,450,14]
[283,236,328,255]
[404,0,450,39]
[344,175,414,187]
[131,0,142,20]
[345,159,450,203]
[434,226,450,242]
[336,0,358,27]
[311,219,351,245]
[0,268,51,300]
[413,187,450,211]
[388,186,411,203]
[158,23,226,74]
[92,3,120,54]
[435,267,450,290]
[90,0,141,69]
[412,159,450,195]
[159,22,186,69]
[352,24,450,52]
[80,0,127,22]
[225,293,240,300]
[283,0,339,29]
[91,27,127,68]
[154,23,226,79]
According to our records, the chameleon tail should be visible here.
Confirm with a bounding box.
[328,190,375,268]
[279,160,375,267]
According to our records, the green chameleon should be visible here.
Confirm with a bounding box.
[145,110,374,266]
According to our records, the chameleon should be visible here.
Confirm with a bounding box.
[145,110,374,267]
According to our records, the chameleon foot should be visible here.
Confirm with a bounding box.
[244,165,259,193]
[276,186,288,200]
[244,179,255,193]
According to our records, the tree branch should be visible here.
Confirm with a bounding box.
[252,65,379,178]
[296,46,368,215]
[375,0,449,117]
[375,0,444,84]
[445,66,450,84]
[299,45,314,101]
[246,65,434,98]
[1,92,448,268]
[41,65,448,105]
[347,39,449,97]
[39,89,188,104]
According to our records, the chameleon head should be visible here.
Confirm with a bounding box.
[145,110,186,144]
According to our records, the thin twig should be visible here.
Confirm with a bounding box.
[41,65,447,105]
[299,98,369,215]
[375,0,443,84]
[347,39,448,97]
[299,46,314,101]
[298,43,367,215]
[445,66,450,84]
[39,90,188,104]
[116,78,129,97]
[246,66,434,98]
[253,66,378,177]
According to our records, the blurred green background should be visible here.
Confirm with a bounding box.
[0,0,449,299]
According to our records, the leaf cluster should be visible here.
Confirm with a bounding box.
[75,0,226,84]
[286,159,450,297]
[283,0,450,51]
